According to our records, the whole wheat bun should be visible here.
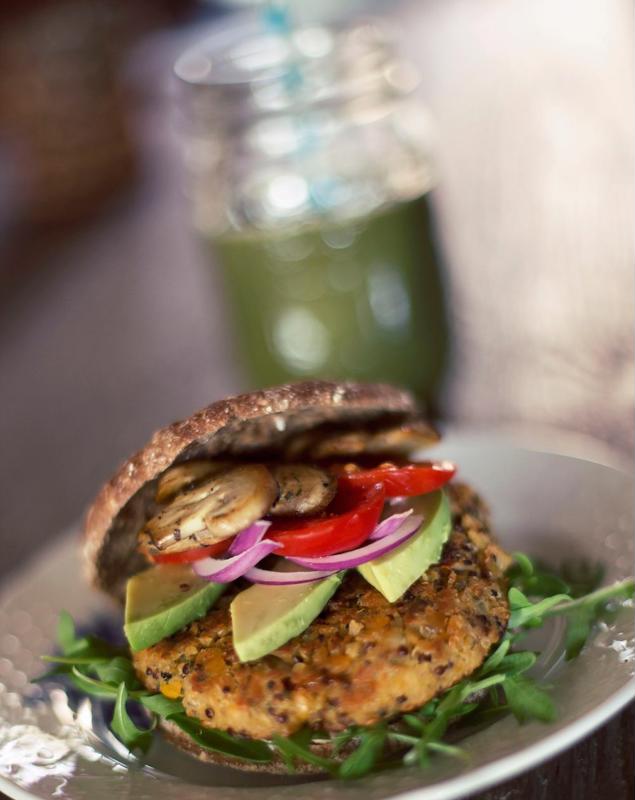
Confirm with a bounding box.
[160,716,340,775]
[82,380,418,602]
[159,713,422,775]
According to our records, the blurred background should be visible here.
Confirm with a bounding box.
[0,0,632,577]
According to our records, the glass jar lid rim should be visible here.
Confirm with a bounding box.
[174,15,420,111]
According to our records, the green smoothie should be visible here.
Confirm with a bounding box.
[209,194,448,404]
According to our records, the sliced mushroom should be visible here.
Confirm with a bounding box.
[360,419,440,455]
[201,464,278,539]
[142,464,277,554]
[155,460,230,504]
[269,464,337,517]
[283,430,321,461]
[298,418,440,461]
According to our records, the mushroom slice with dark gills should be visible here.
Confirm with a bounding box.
[269,464,337,517]
[289,417,441,461]
[155,460,232,504]
[142,464,277,554]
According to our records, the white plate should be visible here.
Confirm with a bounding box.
[0,435,633,800]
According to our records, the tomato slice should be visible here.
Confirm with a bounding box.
[266,482,385,557]
[151,538,231,565]
[334,461,456,498]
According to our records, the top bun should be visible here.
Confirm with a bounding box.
[82,381,417,601]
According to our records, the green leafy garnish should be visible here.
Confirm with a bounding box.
[111,683,155,752]
[495,651,537,675]
[41,555,633,777]
[94,657,139,687]
[563,607,596,661]
[543,579,635,660]
[271,732,337,773]
[478,637,510,673]
[506,556,569,597]
[508,587,571,628]
[337,726,387,779]
[170,714,273,763]
[41,654,113,666]
[57,611,79,655]
[503,675,555,723]
[138,693,183,719]
[39,612,273,762]
[69,666,121,698]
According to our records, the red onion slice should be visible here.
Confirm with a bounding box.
[243,565,340,585]
[228,520,271,555]
[193,539,280,583]
[369,509,414,541]
[286,515,423,571]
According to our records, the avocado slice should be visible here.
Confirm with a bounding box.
[231,571,343,662]
[357,489,451,602]
[124,563,225,652]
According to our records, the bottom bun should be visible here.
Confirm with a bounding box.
[159,717,336,775]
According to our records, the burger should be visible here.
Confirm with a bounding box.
[82,380,512,773]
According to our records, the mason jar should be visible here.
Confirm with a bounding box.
[175,17,448,406]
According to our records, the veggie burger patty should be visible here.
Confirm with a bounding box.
[133,483,511,740]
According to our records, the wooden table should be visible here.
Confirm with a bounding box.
[0,0,632,797]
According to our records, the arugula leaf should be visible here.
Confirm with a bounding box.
[426,741,468,761]
[54,612,125,660]
[508,588,571,628]
[503,675,555,723]
[496,651,537,675]
[139,693,184,719]
[563,607,596,661]
[277,727,315,771]
[41,654,112,666]
[94,656,139,688]
[458,673,506,702]
[527,572,571,597]
[330,727,359,756]
[508,554,570,596]
[69,667,121,698]
[400,683,466,768]
[172,714,273,763]
[546,577,635,660]
[390,675,506,771]
[337,726,387,779]
[271,733,336,773]
[511,552,534,578]
[289,727,315,748]
[32,664,69,683]
[111,683,154,752]
[57,611,78,655]
[418,698,440,717]
[479,638,511,674]
[402,714,425,733]
[543,578,634,618]
[277,726,330,772]
[453,702,479,718]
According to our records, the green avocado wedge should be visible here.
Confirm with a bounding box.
[358,490,451,602]
[124,563,226,652]
[231,571,343,662]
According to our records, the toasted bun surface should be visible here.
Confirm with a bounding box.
[82,381,416,601]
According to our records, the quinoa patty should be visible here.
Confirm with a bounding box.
[133,483,511,739]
